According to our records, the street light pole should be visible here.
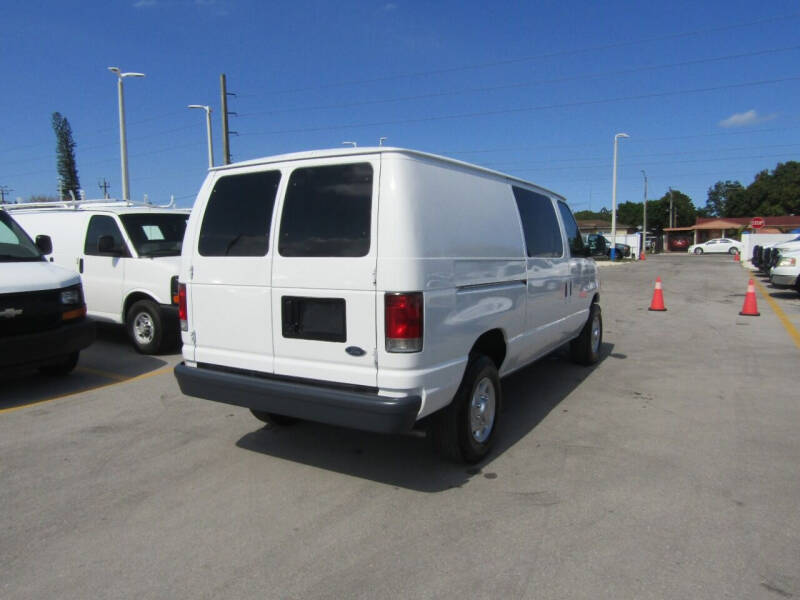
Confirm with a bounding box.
[108,67,145,202]
[188,105,214,168]
[611,132,630,261]
[641,169,648,258]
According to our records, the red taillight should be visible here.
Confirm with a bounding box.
[178,283,188,331]
[385,292,423,353]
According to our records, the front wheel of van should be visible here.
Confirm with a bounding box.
[250,409,299,427]
[127,299,164,355]
[432,355,501,464]
[570,303,602,366]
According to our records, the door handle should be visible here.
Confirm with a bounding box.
[78,258,84,273]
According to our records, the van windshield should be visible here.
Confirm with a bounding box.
[120,213,188,257]
[0,211,45,262]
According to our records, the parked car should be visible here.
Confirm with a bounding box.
[770,249,800,294]
[8,200,189,354]
[687,238,743,255]
[668,236,691,251]
[0,209,94,375]
[585,233,631,258]
[175,147,602,463]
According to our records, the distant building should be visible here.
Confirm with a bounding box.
[663,215,800,250]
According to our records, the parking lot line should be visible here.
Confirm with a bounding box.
[0,366,173,416]
[75,366,129,382]
[752,277,800,351]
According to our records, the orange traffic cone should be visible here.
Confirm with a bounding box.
[734,252,740,262]
[640,251,646,261]
[648,276,667,311]
[739,279,760,316]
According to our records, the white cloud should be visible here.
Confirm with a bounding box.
[383,3,397,11]
[133,0,157,7]
[719,109,777,128]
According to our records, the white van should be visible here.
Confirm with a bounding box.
[1,209,94,374]
[9,200,189,354]
[174,148,601,462]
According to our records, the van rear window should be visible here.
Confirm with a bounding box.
[199,170,281,257]
[278,163,373,257]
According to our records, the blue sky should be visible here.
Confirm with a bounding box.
[1,1,798,214]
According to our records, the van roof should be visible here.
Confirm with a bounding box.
[2,200,190,216]
[212,147,567,203]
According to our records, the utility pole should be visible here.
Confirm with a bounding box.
[641,170,647,257]
[220,74,237,165]
[0,185,12,204]
[669,187,674,228]
[98,178,111,198]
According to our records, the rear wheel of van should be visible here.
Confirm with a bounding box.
[39,352,79,376]
[127,299,164,354]
[570,303,602,366]
[250,409,299,426]
[432,355,501,464]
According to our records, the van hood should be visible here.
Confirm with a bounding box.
[775,240,800,251]
[1,261,81,294]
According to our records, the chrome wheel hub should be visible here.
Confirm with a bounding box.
[591,313,601,354]
[470,377,496,443]
[133,312,155,344]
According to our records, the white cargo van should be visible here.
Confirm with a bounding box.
[1,209,94,374]
[174,148,601,462]
[9,200,189,354]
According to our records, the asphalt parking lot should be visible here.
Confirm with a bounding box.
[2,254,799,600]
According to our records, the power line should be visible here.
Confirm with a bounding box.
[265,12,800,94]
[238,45,800,118]
[241,76,800,137]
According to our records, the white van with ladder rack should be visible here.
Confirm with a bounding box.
[175,147,601,463]
[8,198,189,354]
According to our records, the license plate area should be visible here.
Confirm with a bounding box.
[281,296,346,343]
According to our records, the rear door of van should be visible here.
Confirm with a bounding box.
[271,156,379,387]
[189,168,282,373]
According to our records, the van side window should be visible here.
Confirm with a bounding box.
[557,201,585,256]
[84,215,129,256]
[198,170,281,257]
[512,187,563,257]
[279,163,373,257]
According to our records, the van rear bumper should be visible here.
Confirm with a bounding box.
[174,363,421,434]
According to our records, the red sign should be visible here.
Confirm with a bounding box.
[751,217,765,230]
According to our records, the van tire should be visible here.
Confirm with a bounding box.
[39,352,79,376]
[127,299,164,354]
[431,355,501,464]
[250,409,299,426]
[570,303,602,365]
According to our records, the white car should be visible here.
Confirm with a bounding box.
[770,249,800,293]
[688,238,743,255]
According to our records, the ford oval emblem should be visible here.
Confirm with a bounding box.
[346,346,366,357]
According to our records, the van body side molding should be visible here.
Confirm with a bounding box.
[174,363,421,434]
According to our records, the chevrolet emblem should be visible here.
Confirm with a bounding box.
[0,308,23,319]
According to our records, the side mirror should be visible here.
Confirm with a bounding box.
[98,235,117,254]
[36,235,53,255]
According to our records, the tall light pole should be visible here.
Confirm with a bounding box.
[108,67,145,201]
[641,169,648,258]
[188,105,214,168]
[610,132,630,261]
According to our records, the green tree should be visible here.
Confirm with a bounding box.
[648,189,696,231]
[51,112,80,199]
[704,180,744,217]
[726,161,800,217]
[616,201,642,228]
